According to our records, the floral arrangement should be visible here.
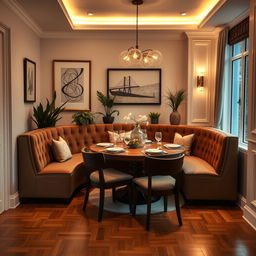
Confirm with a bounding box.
[123,112,148,125]
[128,138,140,149]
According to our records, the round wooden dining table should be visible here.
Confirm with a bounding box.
[89,142,184,162]
[89,142,184,204]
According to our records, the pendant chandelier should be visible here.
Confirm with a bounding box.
[119,0,162,67]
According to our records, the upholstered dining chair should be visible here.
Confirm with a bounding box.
[132,154,185,230]
[82,148,133,222]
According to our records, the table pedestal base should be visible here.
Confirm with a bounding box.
[116,187,160,205]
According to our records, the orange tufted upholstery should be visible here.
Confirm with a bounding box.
[26,124,134,172]
[142,125,226,173]
[18,124,238,201]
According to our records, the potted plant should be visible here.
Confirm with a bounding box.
[32,92,67,128]
[148,112,160,124]
[96,91,119,123]
[166,89,185,125]
[72,111,95,126]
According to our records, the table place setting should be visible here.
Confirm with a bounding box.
[103,147,126,154]
[95,142,114,148]
[142,148,168,156]
[163,143,182,149]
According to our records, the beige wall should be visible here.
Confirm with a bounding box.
[40,37,187,125]
[0,1,40,194]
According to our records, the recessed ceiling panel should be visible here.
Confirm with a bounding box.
[58,0,221,29]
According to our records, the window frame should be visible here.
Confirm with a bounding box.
[229,39,249,148]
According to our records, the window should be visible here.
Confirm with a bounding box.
[230,38,249,145]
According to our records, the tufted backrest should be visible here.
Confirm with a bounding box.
[143,124,228,173]
[21,124,134,172]
[19,124,232,174]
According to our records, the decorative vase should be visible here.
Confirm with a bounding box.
[170,111,181,125]
[150,117,159,124]
[103,116,114,124]
[130,123,144,148]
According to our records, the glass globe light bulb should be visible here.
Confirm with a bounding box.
[149,50,162,66]
[128,48,142,65]
[119,50,132,66]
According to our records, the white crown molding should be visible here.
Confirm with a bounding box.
[57,0,75,30]
[199,0,228,28]
[70,24,200,31]
[185,28,221,39]
[3,0,42,36]
[228,9,249,28]
[40,31,187,41]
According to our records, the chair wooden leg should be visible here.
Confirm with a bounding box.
[164,196,168,212]
[127,184,132,214]
[146,196,151,231]
[83,185,90,211]
[132,184,137,216]
[174,192,182,226]
[112,187,116,202]
[98,188,105,222]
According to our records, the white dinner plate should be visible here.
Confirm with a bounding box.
[145,148,164,154]
[164,144,182,149]
[104,147,125,153]
[145,139,152,144]
[96,142,114,147]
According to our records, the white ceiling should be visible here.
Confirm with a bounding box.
[14,0,249,33]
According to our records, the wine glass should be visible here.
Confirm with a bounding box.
[155,132,162,146]
[123,132,131,147]
[118,130,125,144]
[113,130,119,145]
[141,129,148,143]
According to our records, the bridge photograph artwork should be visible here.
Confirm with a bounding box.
[107,69,161,105]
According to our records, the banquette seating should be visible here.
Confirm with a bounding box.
[17,124,238,202]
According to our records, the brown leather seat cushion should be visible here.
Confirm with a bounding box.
[183,156,217,175]
[40,153,83,174]
[133,176,176,191]
[90,168,133,184]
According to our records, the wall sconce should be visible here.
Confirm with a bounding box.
[197,74,204,88]
[197,72,204,91]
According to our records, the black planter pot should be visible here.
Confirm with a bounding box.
[150,117,159,124]
[103,116,114,124]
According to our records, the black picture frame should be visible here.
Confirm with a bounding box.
[24,58,36,103]
[107,68,161,105]
[53,60,91,111]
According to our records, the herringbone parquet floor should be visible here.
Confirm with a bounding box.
[0,190,256,256]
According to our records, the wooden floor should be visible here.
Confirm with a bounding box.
[0,190,256,256]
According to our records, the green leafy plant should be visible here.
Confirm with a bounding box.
[72,111,95,126]
[148,112,161,119]
[96,91,119,118]
[166,89,186,112]
[32,92,67,128]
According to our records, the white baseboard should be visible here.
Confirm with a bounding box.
[237,195,256,230]
[9,192,20,208]
[0,200,3,214]
[243,205,256,231]
[238,194,247,208]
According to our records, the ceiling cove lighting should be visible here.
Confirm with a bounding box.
[119,0,162,67]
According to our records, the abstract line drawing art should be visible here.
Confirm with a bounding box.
[24,58,36,103]
[61,68,84,103]
[107,69,161,105]
[53,60,91,111]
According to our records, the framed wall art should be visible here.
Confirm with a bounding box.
[24,58,36,102]
[107,68,161,105]
[53,60,91,111]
